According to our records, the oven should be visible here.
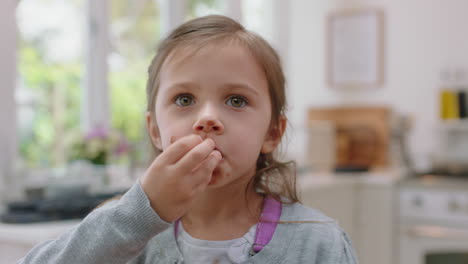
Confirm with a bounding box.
[398,178,468,264]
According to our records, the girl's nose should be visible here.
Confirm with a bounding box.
[193,115,224,135]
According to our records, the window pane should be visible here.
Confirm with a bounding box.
[187,0,224,19]
[109,0,160,164]
[16,0,85,168]
[242,0,273,42]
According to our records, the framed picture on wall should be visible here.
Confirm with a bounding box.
[327,9,384,88]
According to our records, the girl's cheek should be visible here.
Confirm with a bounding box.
[166,135,179,148]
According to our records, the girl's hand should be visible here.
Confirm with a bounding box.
[140,134,222,222]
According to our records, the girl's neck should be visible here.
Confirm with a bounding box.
[180,182,264,241]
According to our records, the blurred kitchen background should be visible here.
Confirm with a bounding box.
[2,0,468,263]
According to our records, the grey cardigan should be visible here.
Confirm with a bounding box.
[18,182,358,264]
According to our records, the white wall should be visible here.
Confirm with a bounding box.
[285,0,468,168]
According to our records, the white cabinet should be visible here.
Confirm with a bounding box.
[299,176,358,241]
[355,182,396,264]
[298,172,399,264]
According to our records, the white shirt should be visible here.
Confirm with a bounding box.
[176,222,257,264]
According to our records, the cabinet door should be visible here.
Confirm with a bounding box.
[356,183,395,264]
[299,181,358,242]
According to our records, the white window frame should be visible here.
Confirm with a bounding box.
[158,0,187,37]
[1,0,289,202]
[82,0,188,132]
[0,0,18,204]
[271,0,290,68]
[82,0,110,133]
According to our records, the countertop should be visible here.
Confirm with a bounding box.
[398,174,468,190]
[297,168,407,189]
[0,219,80,245]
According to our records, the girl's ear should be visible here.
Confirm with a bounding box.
[146,112,163,151]
[261,115,287,154]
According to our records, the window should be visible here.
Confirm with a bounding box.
[187,0,224,19]
[16,0,85,168]
[109,0,160,164]
[12,0,284,171]
[15,0,162,168]
[242,0,273,43]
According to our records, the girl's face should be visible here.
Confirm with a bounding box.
[148,42,282,187]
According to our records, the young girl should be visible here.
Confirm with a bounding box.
[19,15,357,264]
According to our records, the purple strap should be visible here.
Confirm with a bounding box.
[252,196,282,253]
[173,196,282,254]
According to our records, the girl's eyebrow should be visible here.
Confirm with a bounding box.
[167,82,200,92]
[220,83,260,97]
[167,82,260,97]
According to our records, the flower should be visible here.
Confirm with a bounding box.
[69,126,131,165]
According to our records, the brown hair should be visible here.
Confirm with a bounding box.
[146,15,298,204]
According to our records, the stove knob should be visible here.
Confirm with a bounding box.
[448,200,460,212]
[412,195,423,208]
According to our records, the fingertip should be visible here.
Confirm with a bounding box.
[213,150,222,160]
[205,138,215,146]
[193,134,203,143]
[209,151,222,166]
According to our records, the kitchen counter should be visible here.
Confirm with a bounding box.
[0,219,80,245]
[298,168,407,188]
[0,220,80,263]
[399,174,468,190]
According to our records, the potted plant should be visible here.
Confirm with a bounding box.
[68,126,131,186]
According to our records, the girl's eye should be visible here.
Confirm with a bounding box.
[175,95,194,107]
[226,95,248,108]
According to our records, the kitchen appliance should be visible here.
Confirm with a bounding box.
[431,121,468,176]
[0,189,126,223]
[307,106,391,170]
[398,176,468,264]
[306,121,336,171]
